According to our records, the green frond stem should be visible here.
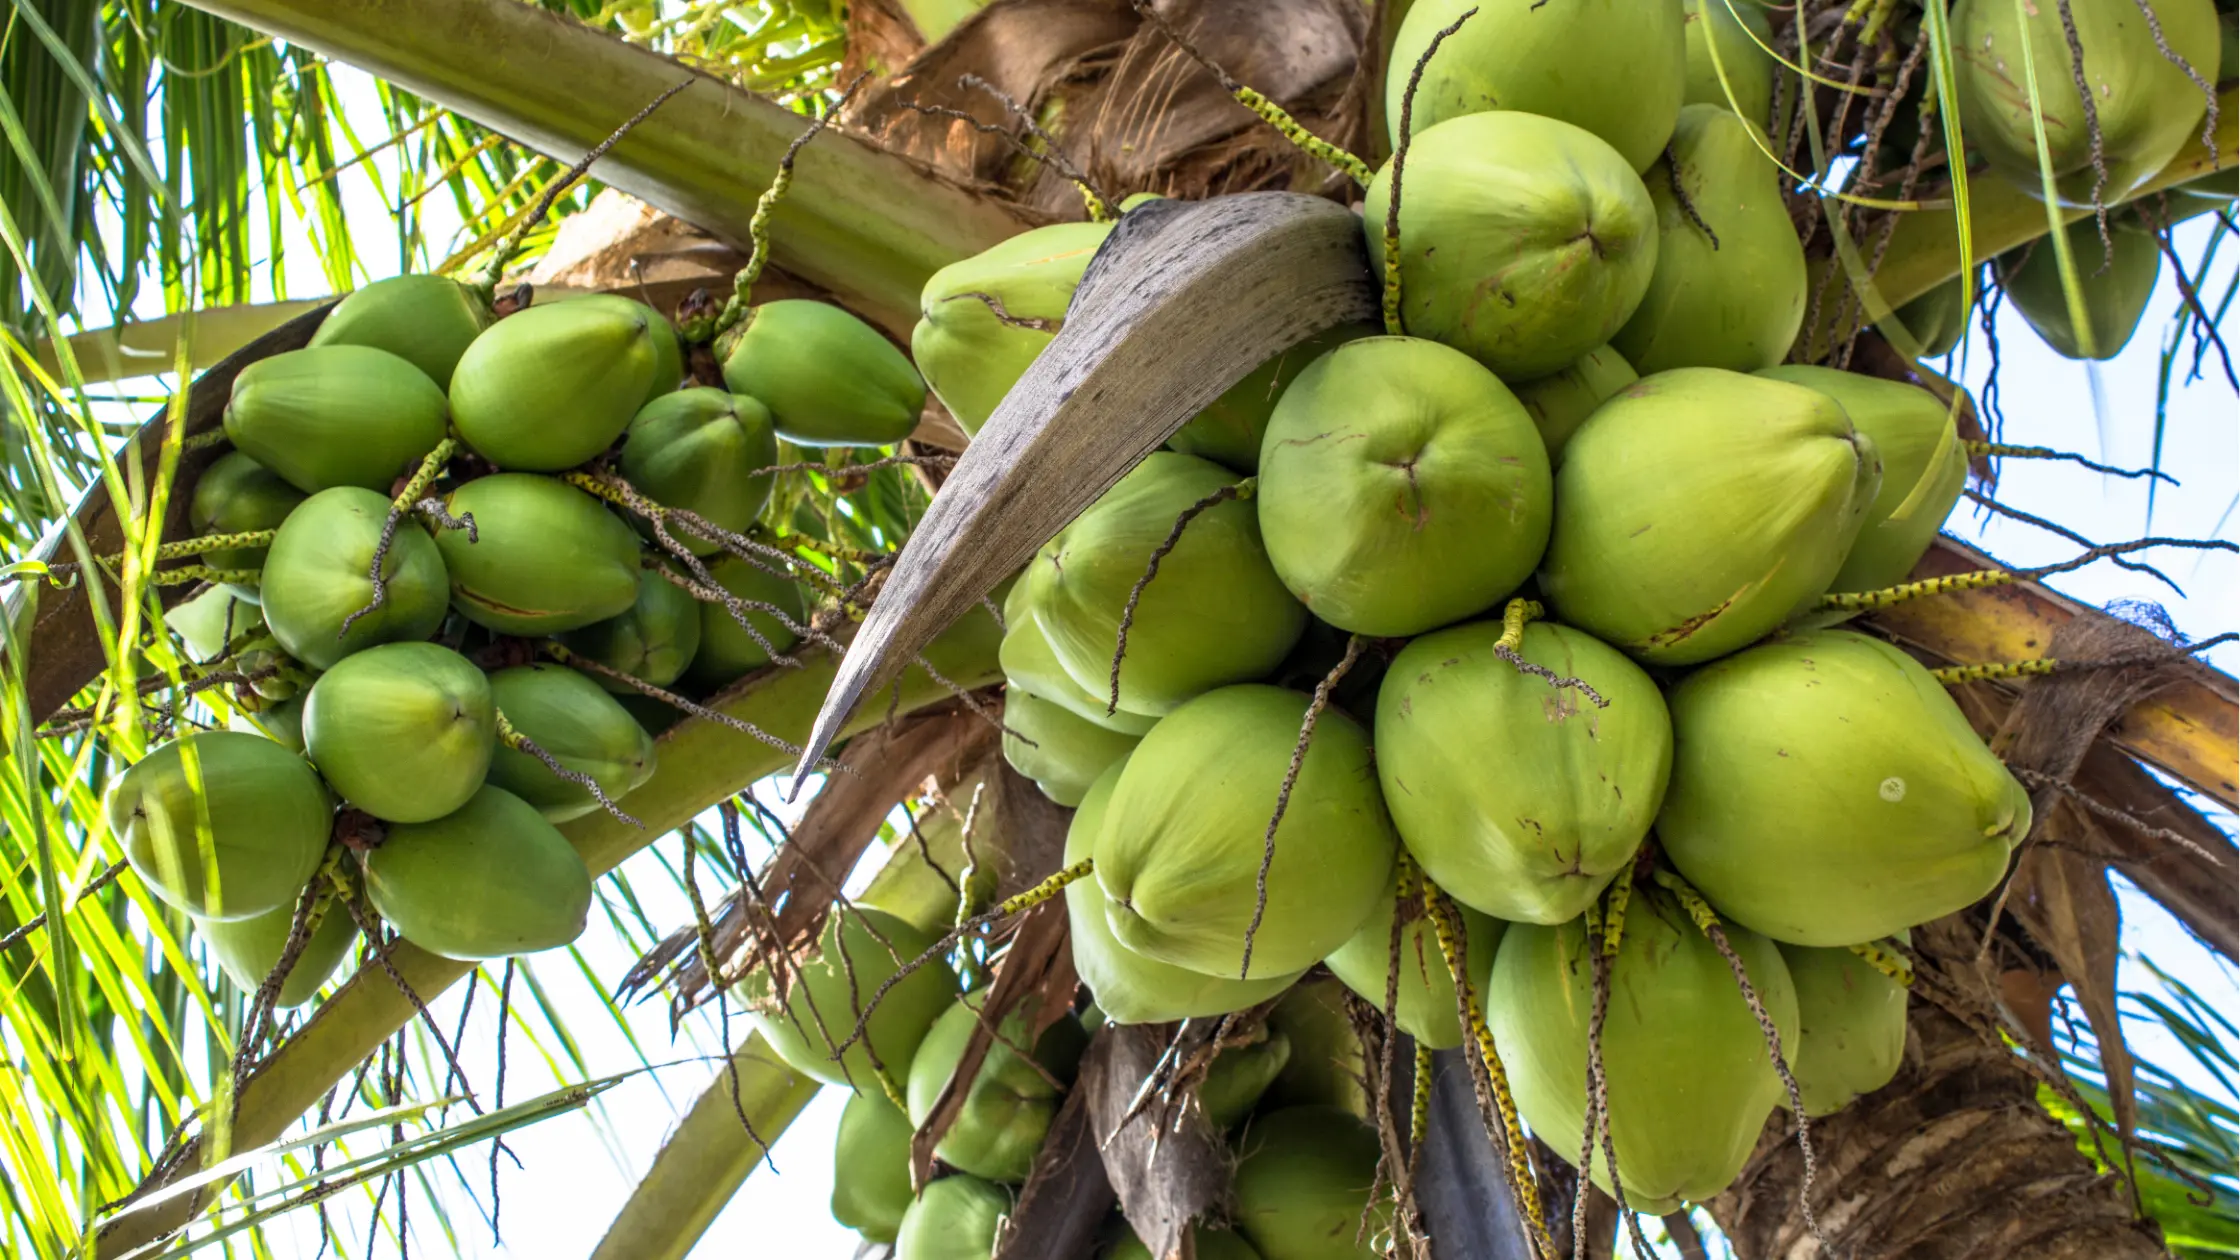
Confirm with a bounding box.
[991,859,1092,920]
[1849,939,1916,987]
[143,565,260,588]
[1232,85,1375,186]
[1409,1040,1434,1157]
[391,438,456,513]
[1932,659,2061,685]
[706,75,869,339]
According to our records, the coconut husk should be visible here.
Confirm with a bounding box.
[995,1078,1116,1259]
[1083,1021,1235,1259]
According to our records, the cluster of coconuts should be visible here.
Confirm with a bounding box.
[116,273,927,1003]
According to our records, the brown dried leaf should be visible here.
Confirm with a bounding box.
[1085,1023,1233,1259]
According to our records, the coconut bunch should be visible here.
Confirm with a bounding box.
[125,271,928,1003]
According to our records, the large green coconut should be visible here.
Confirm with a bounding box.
[1539,368,1880,665]
[1613,105,1808,374]
[1954,0,2220,203]
[301,641,495,824]
[912,221,1113,436]
[1065,760,1303,1024]
[1659,629,2032,945]
[308,273,493,389]
[222,345,449,494]
[1995,211,2163,360]
[617,388,777,554]
[1001,687,1141,807]
[684,555,806,687]
[194,886,360,1008]
[831,1090,916,1243]
[1199,1026,1293,1131]
[738,904,958,1091]
[1779,942,1908,1117]
[362,784,593,960]
[258,488,448,671]
[1387,0,1685,173]
[1757,365,1968,595]
[1113,1229,1264,1260]
[1256,336,1551,636]
[106,731,332,921]
[1489,886,1799,1213]
[557,564,704,692]
[1232,1105,1393,1260]
[434,474,643,635]
[1169,325,1375,473]
[894,1175,1010,1260]
[571,294,685,400]
[1095,685,1398,980]
[719,300,927,447]
[189,451,304,584]
[486,664,656,822]
[906,991,1087,1183]
[1376,621,1670,923]
[1512,343,1638,465]
[1682,0,1776,120]
[1896,271,1973,358]
[996,592,1156,736]
[1363,113,1660,380]
[1324,881,1501,1051]
[1025,452,1305,717]
[448,299,662,471]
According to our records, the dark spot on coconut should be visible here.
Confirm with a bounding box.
[1628,524,1652,538]
[1641,593,1738,650]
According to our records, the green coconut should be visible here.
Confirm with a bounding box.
[894,1175,1010,1260]
[106,730,332,921]
[168,583,261,661]
[996,595,1157,736]
[617,388,776,554]
[1095,685,1398,980]
[739,904,959,1091]
[1539,368,1880,665]
[1065,760,1303,1024]
[1758,365,1968,594]
[1895,271,1972,358]
[1613,105,1808,374]
[1954,0,2221,203]
[1256,336,1552,636]
[1779,942,1909,1116]
[1232,1105,1393,1260]
[362,784,593,960]
[1512,343,1638,465]
[230,692,305,754]
[222,345,449,494]
[448,299,662,470]
[1682,0,1776,120]
[435,474,644,635]
[1489,886,1799,1214]
[684,555,806,687]
[571,294,684,400]
[831,1090,916,1243]
[719,300,927,447]
[307,273,493,389]
[906,991,1087,1183]
[194,886,359,1008]
[486,663,656,822]
[1261,979,1369,1116]
[1025,452,1305,717]
[1659,629,2032,945]
[1112,1229,1264,1260]
[301,641,495,824]
[1324,882,1502,1051]
[1200,1027,1293,1131]
[912,221,1113,436]
[1387,0,1685,173]
[189,451,305,581]
[1001,687,1141,807]
[557,564,704,692]
[257,487,449,670]
[1363,112,1660,380]
[1996,211,2163,360]
[1169,325,1375,473]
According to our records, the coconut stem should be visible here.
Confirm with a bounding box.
[543,642,838,770]
[494,709,641,827]
[1382,6,1482,337]
[141,529,279,564]
[1409,1039,1434,1158]
[1581,887,1656,1260]
[340,439,461,638]
[1931,658,2059,684]
[902,76,1114,222]
[1492,599,1611,708]
[1820,535,2236,613]
[680,819,777,1156]
[1848,938,1915,987]
[952,781,992,990]
[1238,634,1366,979]
[1961,441,2179,485]
[145,564,260,588]
[705,74,871,339]
[1106,480,1250,717]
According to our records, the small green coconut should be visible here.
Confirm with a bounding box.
[996,594,1157,736]
[257,487,449,670]
[1260,979,1369,1117]
[1659,629,2032,945]
[894,1175,1010,1260]
[831,1090,916,1243]
[1613,105,1808,374]
[449,299,662,471]
[906,990,1087,1183]
[486,663,656,822]
[720,300,927,447]
[1682,0,1776,120]
[556,564,704,692]
[189,451,305,586]
[362,784,593,960]
[1895,271,1973,358]
[1324,881,1500,1051]
[1364,112,1660,380]
[1539,368,1880,665]
[1757,364,1968,595]
[912,221,1113,436]
[1490,886,1799,1214]
[222,345,450,494]
[229,692,305,754]
[1511,344,1638,466]
[106,730,332,921]
[1199,1027,1294,1132]
[684,555,806,687]
[617,388,777,553]
[301,641,495,824]
[739,904,959,1091]
[1001,687,1141,807]
[435,474,644,635]
[1232,1105,1393,1260]
[1169,324,1375,473]
[1026,451,1305,717]
[194,885,360,1008]
[167,583,262,661]
[308,273,493,389]
[1996,212,2163,360]
[1095,685,1398,981]
[1256,336,1552,637]
[1779,941,1909,1116]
